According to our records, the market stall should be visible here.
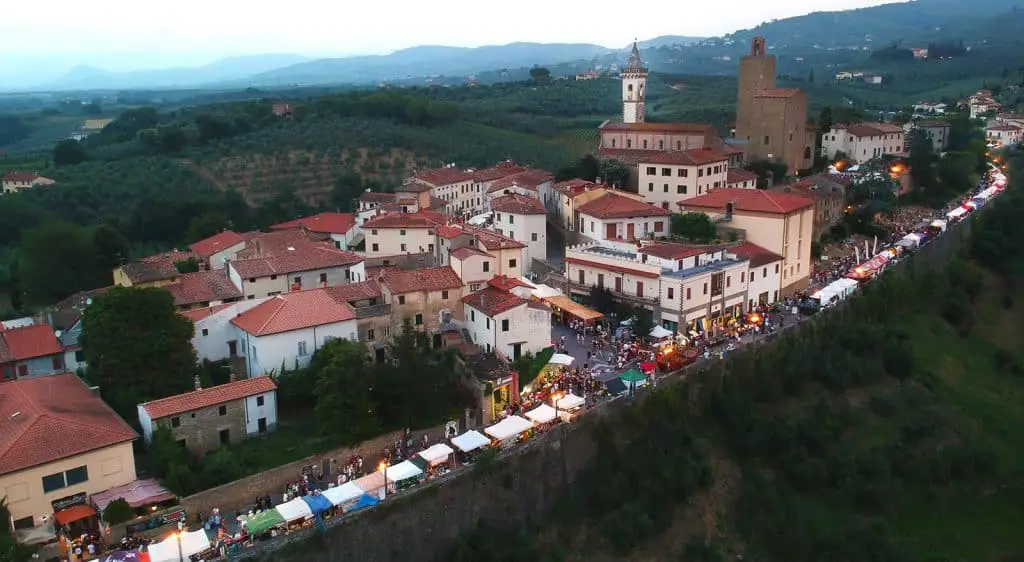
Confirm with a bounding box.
[146,529,211,562]
[242,509,285,535]
[648,325,673,343]
[485,415,534,445]
[353,472,386,500]
[91,479,176,515]
[300,494,332,518]
[618,369,647,391]
[554,393,585,422]
[346,494,379,514]
[542,295,603,325]
[275,498,314,524]
[452,430,491,453]
[418,443,455,467]
[524,404,558,425]
[547,353,575,366]
[385,460,424,491]
[322,482,364,511]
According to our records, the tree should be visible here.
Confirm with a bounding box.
[185,211,230,243]
[670,212,717,242]
[53,138,87,165]
[313,339,379,441]
[937,151,977,191]
[0,498,34,562]
[599,159,632,188]
[330,171,364,211]
[817,106,834,133]
[92,224,129,270]
[529,67,552,85]
[18,221,102,304]
[81,287,196,419]
[557,154,601,182]
[744,159,788,186]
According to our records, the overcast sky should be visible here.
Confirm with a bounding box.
[0,0,896,75]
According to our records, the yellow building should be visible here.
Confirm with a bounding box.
[0,373,138,538]
[112,250,195,288]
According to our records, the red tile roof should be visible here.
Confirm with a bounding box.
[679,188,815,215]
[726,169,759,185]
[238,229,328,258]
[0,324,63,362]
[451,246,494,260]
[359,192,396,203]
[140,377,278,420]
[471,164,528,183]
[487,275,534,292]
[380,266,463,294]
[552,179,602,198]
[487,169,553,192]
[323,280,382,303]
[728,241,784,268]
[362,211,445,230]
[189,231,246,258]
[638,242,706,260]
[836,122,905,137]
[408,167,476,186]
[461,286,527,317]
[597,147,675,165]
[576,192,671,219]
[465,225,526,250]
[988,124,1022,132]
[231,288,357,336]
[0,373,137,475]
[180,302,235,323]
[230,245,363,279]
[2,172,44,182]
[164,269,243,307]
[565,257,660,279]
[639,149,728,167]
[756,88,801,99]
[599,121,716,135]
[489,194,547,215]
[271,213,357,235]
[120,259,181,284]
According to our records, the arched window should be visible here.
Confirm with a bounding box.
[643,140,648,149]
[626,139,632,148]
[803,146,812,160]
[612,139,617,148]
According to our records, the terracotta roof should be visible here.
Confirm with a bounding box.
[164,269,243,307]
[231,288,356,336]
[451,246,494,260]
[381,266,463,294]
[597,147,675,165]
[359,192,396,203]
[237,229,329,259]
[428,195,450,209]
[638,242,706,260]
[180,302,235,323]
[487,275,534,292]
[408,167,476,186]
[599,121,716,135]
[914,120,950,128]
[0,324,63,362]
[461,286,527,317]
[230,245,363,279]
[679,188,814,215]
[140,377,278,420]
[271,213,357,235]
[565,257,660,279]
[726,169,759,185]
[323,280,382,303]
[577,192,671,219]
[987,124,1021,132]
[362,211,445,230]
[189,231,246,258]
[0,373,137,475]
[489,194,547,215]
[471,164,528,183]
[552,179,602,198]
[437,224,470,240]
[141,250,195,264]
[836,122,904,137]
[755,88,801,99]
[639,149,728,167]
[394,182,433,194]
[2,172,43,182]
[487,169,553,192]
[728,241,783,268]
[120,259,180,284]
[48,286,112,330]
[465,225,526,250]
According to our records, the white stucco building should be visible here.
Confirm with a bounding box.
[820,122,906,161]
[729,242,785,309]
[575,192,671,242]
[638,150,730,210]
[271,212,360,250]
[184,299,270,363]
[189,231,247,270]
[227,245,366,299]
[462,286,551,359]
[361,212,443,258]
[489,194,548,272]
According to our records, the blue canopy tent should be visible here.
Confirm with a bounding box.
[347,494,379,514]
[301,494,333,516]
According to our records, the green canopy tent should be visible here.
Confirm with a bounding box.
[243,509,286,534]
[618,369,646,384]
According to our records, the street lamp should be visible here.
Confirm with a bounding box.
[378,461,389,500]
[174,531,184,562]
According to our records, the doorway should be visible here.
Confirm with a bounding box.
[227,341,238,357]
[512,343,522,360]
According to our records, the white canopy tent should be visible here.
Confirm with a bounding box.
[947,207,969,219]
[418,443,455,465]
[385,460,423,483]
[485,415,533,441]
[276,497,314,522]
[555,393,585,410]
[548,353,575,366]
[524,404,558,424]
[451,430,490,452]
[649,325,673,339]
[147,529,211,562]
[530,283,562,299]
[322,482,364,507]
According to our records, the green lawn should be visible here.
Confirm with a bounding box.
[225,412,342,473]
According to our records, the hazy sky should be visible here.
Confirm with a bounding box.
[0,0,896,73]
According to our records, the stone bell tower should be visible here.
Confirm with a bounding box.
[621,40,648,124]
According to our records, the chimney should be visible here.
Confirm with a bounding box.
[228,369,237,383]
[194,375,202,391]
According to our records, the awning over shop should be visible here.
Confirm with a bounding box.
[524,404,557,424]
[451,430,490,453]
[53,504,97,526]
[385,460,424,483]
[542,295,603,322]
[347,494,379,513]
[92,479,175,512]
[300,494,332,516]
[555,393,585,410]
[418,443,455,465]
[323,482,364,507]
[276,497,313,522]
[548,353,575,366]
[485,415,533,440]
[353,471,386,495]
[147,529,210,562]
[242,509,285,534]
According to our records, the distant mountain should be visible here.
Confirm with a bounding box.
[724,0,1021,49]
[39,54,312,91]
[636,35,706,49]
[246,42,612,86]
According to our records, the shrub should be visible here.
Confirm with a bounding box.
[103,498,134,525]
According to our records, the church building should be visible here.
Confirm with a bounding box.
[733,36,816,175]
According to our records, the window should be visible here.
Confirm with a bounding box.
[171,417,181,428]
[703,282,708,295]
[372,243,379,252]
[659,140,664,150]
[428,243,434,252]
[501,319,510,332]
[248,278,256,283]
[698,168,704,178]
[762,267,768,278]
[400,229,406,236]
[319,273,327,284]
[256,396,265,407]
[642,139,648,149]
[531,233,538,241]
[509,215,515,224]
[400,243,407,252]
[648,183,654,192]
[74,350,85,363]
[367,329,375,340]
[471,310,476,321]
[372,229,378,235]
[741,272,746,282]
[270,275,278,280]
[52,356,62,370]
[398,295,406,305]
[218,405,227,416]
[626,139,632,148]
[470,283,481,291]
[654,221,664,232]
[726,276,731,288]
[42,466,89,493]
[663,184,668,193]
[763,135,770,145]
[711,273,724,297]
[646,166,656,175]
[686,287,691,299]
[483,262,490,272]
[486,318,491,329]
[677,185,686,194]
[676,141,681,150]
[298,341,308,356]
[415,313,423,326]
[219,429,230,445]
[775,264,780,274]
[442,290,449,299]
[661,168,671,176]
[509,259,517,268]
[578,270,585,284]
[667,288,674,299]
